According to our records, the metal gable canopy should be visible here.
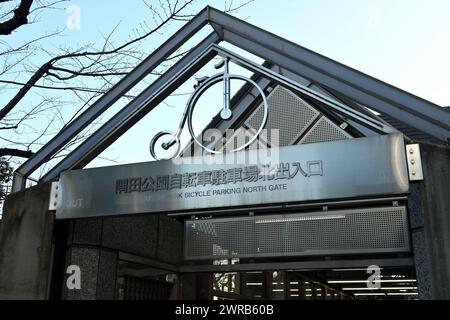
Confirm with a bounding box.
[12,6,450,191]
[178,60,392,156]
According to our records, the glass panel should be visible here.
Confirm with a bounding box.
[244,272,264,298]
[212,259,240,294]
[272,271,285,300]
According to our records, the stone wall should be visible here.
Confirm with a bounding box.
[0,180,183,300]
[62,214,183,299]
[409,142,450,300]
[0,182,54,299]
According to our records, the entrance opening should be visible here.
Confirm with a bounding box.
[181,203,415,300]
[210,266,418,300]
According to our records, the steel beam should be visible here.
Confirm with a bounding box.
[178,258,414,273]
[118,252,178,273]
[43,40,394,182]
[12,8,210,191]
[207,7,450,141]
[212,45,394,134]
[181,62,354,154]
[40,33,220,182]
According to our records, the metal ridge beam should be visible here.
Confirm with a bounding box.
[212,44,394,133]
[217,28,450,141]
[40,33,220,182]
[207,7,450,141]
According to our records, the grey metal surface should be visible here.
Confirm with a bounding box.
[219,127,269,152]
[405,144,424,181]
[118,276,173,300]
[184,206,410,260]
[55,133,409,219]
[298,117,352,145]
[184,64,380,154]
[181,66,394,155]
[12,8,210,191]
[245,86,320,146]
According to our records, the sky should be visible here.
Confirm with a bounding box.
[1,0,450,175]
[50,0,450,106]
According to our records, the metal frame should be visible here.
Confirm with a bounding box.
[13,6,450,191]
[147,57,271,160]
[167,196,408,218]
[178,258,414,273]
[117,250,414,273]
[182,62,380,154]
[219,32,450,139]
[40,33,220,182]
[118,252,178,273]
[213,45,394,133]
[405,144,424,181]
[207,7,450,137]
[42,45,394,183]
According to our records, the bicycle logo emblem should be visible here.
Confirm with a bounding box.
[149,57,269,160]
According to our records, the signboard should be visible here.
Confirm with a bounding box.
[55,133,409,219]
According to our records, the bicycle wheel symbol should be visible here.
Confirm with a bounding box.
[149,58,269,160]
[187,73,268,154]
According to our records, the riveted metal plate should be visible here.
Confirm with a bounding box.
[405,144,424,181]
[48,181,61,211]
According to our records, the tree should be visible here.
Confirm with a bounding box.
[0,0,252,180]
[0,157,12,202]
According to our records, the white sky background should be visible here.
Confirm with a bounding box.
[1,0,449,173]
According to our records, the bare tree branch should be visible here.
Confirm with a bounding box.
[0,147,33,158]
[0,0,194,121]
[0,0,33,35]
[0,78,137,95]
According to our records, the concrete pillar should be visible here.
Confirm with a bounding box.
[0,182,54,299]
[409,143,450,299]
[62,245,118,300]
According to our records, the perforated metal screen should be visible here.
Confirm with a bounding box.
[184,206,410,260]
[245,86,320,146]
[298,117,352,145]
